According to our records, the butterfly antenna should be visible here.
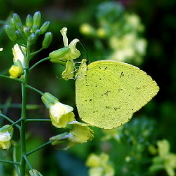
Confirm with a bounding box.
[78,37,89,61]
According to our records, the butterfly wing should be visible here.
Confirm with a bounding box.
[76,60,159,129]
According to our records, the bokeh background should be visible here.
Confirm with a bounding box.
[0,0,176,175]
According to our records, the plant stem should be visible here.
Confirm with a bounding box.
[20,68,29,176]
[26,141,52,156]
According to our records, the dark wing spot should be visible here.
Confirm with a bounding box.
[120,71,124,78]
[114,107,120,111]
[104,90,111,96]
[118,88,123,92]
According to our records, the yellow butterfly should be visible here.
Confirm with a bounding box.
[76,59,159,129]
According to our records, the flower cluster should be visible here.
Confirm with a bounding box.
[79,1,147,65]
[49,27,80,80]
[86,153,115,176]
[149,139,176,176]
[5,11,53,79]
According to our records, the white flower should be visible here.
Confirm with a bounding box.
[49,102,75,128]
[0,131,11,150]
[12,44,26,67]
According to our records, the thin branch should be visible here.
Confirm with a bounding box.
[26,119,51,122]
[29,57,50,71]
[0,114,21,129]
[26,141,52,156]
[0,159,20,165]
[26,85,43,95]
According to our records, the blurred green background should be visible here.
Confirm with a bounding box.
[0,0,176,175]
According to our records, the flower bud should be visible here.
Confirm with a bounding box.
[26,14,33,27]
[16,23,23,32]
[9,18,16,30]
[41,92,58,108]
[42,32,53,49]
[35,29,41,36]
[40,21,50,34]
[33,11,41,27]
[4,25,17,41]
[24,27,31,37]
[49,47,70,63]
[13,13,22,25]
[9,65,23,78]
[28,33,37,45]
[15,30,23,39]
[32,25,39,32]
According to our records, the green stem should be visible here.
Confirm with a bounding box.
[0,114,20,129]
[26,141,51,156]
[29,57,50,71]
[23,155,33,170]
[12,118,23,128]
[26,85,43,95]
[0,160,20,165]
[13,144,20,176]
[29,47,44,59]
[20,68,29,176]
[26,119,51,122]
[0,75,23,83]
[0,103,40,110]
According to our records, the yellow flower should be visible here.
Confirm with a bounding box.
[0,125,13,150]
[97,28,106,38]
[41,92,75,128]
[50,121,94,150]
[9,44,26,78]
[61,60,75,80]
[9,64,23,78]
[60,27,80,60]
[124,13,144,32]
[86,153,115,176]
[149,139,176,176]
[157,140,176,176]
[49,102,75,128]
[0,48,3,51]
[49,27,80,63]
[79,23,95,35]
[68,121,94,143]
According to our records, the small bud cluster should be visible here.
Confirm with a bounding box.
[4,11,52,48]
